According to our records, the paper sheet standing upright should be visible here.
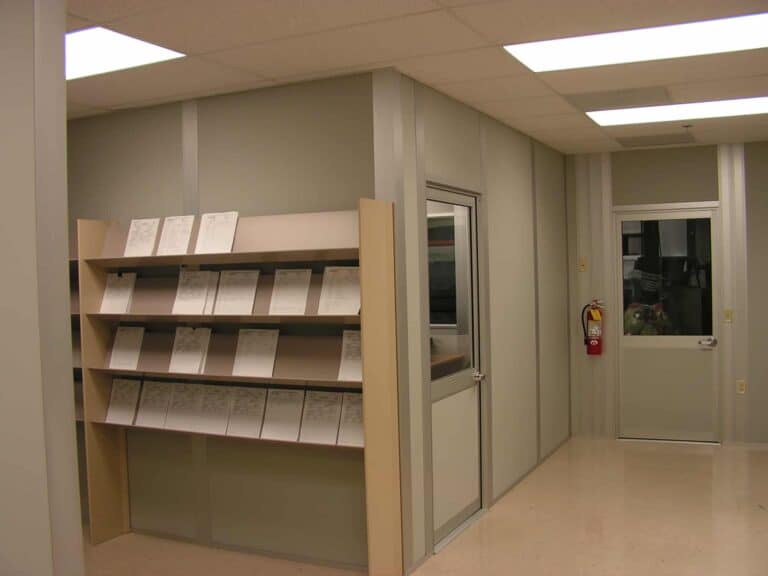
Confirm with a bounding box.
[337,330,362,382]
[194,211,238,254]
[124,218,160,257]
[157,215,194,256]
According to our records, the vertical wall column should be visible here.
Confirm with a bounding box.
[718,144,749,441]
[566,153,617,437]
[0,1,85,575]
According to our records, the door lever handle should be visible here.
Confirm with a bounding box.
[472,371,486,383]
[698,337,718,348]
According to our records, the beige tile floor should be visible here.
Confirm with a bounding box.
[84,438,768,576]
[413,437,768,576]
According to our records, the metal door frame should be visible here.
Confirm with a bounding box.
[424,182,490,547]
[612,201,722,442]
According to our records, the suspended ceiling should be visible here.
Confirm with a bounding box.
[66,0,768,153]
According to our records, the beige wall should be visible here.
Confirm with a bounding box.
[535,143,570,457]
[612,146,718,205]
[197,74,373,215]
[68,103,185,225]
[480,115,539,498]
[745,141,768,442]
[1,1,84,575]
[67,74,374,567]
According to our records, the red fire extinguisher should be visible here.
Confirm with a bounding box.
[581,300,605,356]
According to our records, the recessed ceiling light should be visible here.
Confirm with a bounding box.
[504,13,768,72]
[587,97,768,126]
[66,27,184,80]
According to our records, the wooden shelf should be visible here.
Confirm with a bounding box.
[89,367,362,391]
[85,248,359,269]
[92,420,363,451]
[87,312,360,326]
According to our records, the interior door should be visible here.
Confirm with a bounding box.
[426,189,482,544]
[617,209,720,442]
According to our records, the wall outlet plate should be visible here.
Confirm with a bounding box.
[736,379,747,395]
[578,257,588,272]
[724,309,734,323]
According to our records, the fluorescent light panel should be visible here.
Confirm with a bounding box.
[587,97,768,126]
[504,13,768,72]
[66,27,184,80]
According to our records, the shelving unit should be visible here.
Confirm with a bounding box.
[77,200,402,575]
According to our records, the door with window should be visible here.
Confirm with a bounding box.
[426,188,483,544]
[617,208,720,442]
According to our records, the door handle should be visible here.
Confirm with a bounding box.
[698,337,718,348]
[472,371,486,383]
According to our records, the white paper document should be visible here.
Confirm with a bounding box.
[203,271,220,315]
[196,386,233,435]
[165,383,204,431]
[337,392,364,447]
[226,387,267,439]
[299,391,343,445]
[269,269,311,315]
[194,211,238,254]
[214,270,259,315]
[173,270,212,315]
[232,329,279,378]
[338,330,362,382]
[109,326,144,370]
[318,267,360,315]
[105,378,141,425]
[124,218,160,257]
[134,381,173,428]
[168,327,211,374]
[100,272,136,314]
[157,215,194,256]
[261,389,305,442]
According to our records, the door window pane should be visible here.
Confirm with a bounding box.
[622,218,712,336]
[427,200,473,379]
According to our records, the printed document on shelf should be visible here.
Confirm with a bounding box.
[226,387,267,438]
[337,392,364,447]
[203,271,220,315]
[318,267,360,315]
[196,385,233,435]
[134,381,173,428]
[173,270,212,315]
[337,330,362,382]
[157,215,194,256]
[100,272,136,314]
[165,383,204,432]
[194,211,238,254]
[105,378,141,425]
[269,269,311,315]
[232,329,279,378]
[261,389,305,442]
[168,327,211,374]
[299,390,343,445]
[124,218,160,257]
[214,270,259,316]
[109,326,144,370]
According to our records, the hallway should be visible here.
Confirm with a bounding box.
[414,438,768,576]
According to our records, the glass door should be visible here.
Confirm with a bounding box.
[427,188,482,544]
[617,210,720,441]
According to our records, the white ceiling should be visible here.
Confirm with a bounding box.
[66,0,768,153]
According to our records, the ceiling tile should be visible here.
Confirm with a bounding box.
[66,0,166,23]
[450,0,768,44]
[67,56,266,109]
[476,94,579,118]
[205,11,486,79]
[602,123,692,138]
[395,47,528,85]
[66,13,93,31]
[492,112,601,137]
[109,0,441,55]
[434,74,555,103]
[668,74,768,103]
[542,49,768,94]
